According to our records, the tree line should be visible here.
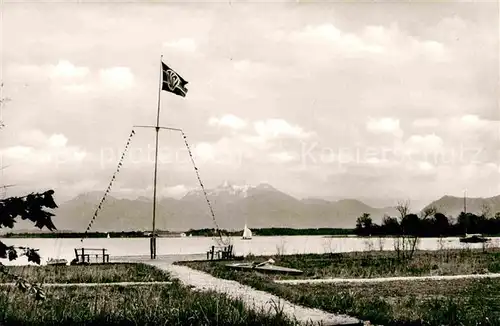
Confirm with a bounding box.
[187,227,354,237]
[355,207,500,237]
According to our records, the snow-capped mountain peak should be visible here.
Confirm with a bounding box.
[182,181,274,200]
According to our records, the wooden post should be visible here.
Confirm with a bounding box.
[102,249,105,263]
[150,237,153,259]
[82,248,85,263]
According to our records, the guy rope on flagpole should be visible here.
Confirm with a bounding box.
[180,130,228,246]
[132,125,228,247]
[81,128,136,242]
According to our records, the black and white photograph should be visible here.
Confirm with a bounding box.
[0,0,499,325]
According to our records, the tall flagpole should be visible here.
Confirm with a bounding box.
[151,54,163,259]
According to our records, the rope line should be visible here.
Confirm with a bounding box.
[79,127,229,247]
[81,129,136,242]
[180,131,228,246]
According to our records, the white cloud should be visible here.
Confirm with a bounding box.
[192,142,215,162]
[163,38,197,52]
[418,161,434,171]
[461,114,482,125]
[115,184,190,200]
[404,134,444,154]
[444,115,500,141]
[49,60,89,79]
[208,114,247,130]
[291,23,385,55]
[8,61,135,93]
[49,134,68,147]
[366,117,403,137]
[284,22,447,63]
[18,130,49,147]
[1,146,33,159]
[99,67,134,90]
[254,119,311,139]
[419,40,445,59]
[239,135,274,151]
[161,184,190,198]
[8,61,90,84]
[0,132,86,166]
[302,24,342,42]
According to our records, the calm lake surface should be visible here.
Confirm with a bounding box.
[2,236,499,266]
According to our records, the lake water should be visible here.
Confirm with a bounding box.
[2,236,499,266]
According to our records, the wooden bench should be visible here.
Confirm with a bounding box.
[206,245,234,260]
[73,248,110,264]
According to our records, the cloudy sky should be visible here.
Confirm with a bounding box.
[0,1,499,206]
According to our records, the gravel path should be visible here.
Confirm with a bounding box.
[275,273,500,285]
[0,281,172,287]
[147,261,362,326]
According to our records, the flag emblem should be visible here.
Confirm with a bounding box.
[161,62,188,97]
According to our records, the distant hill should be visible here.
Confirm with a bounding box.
[423,195,500,218]
[49,181,400,232]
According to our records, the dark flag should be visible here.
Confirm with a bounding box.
[161,62,188,97]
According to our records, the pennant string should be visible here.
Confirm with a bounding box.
[180,130,228,246]
[81,128,136,242]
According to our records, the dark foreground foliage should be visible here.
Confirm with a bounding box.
[0,281,301,326]
[0,263,170,284]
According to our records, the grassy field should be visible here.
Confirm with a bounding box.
[0,263,170,284]
[182,248,500,281]
[0,283,303,325]
[0,263,301,325]
[180,249,500,325]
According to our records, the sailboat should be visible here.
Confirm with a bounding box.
[458,190,490,244]
[242,224,252,240]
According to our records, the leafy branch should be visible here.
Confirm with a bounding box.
[0,189,58,300]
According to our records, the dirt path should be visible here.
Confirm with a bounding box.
[275,273,500,285]
[147,261,362,326]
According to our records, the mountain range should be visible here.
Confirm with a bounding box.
[423,195,500,219]
[9,182,500,232]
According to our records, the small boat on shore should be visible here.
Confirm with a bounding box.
[47,258,68,266]
[226,259,303,275]
[459,233,490,243]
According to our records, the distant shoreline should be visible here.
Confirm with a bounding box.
[0,228,356,238]
[4,228,500,239]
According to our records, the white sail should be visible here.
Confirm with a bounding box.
[242,224,252,239]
